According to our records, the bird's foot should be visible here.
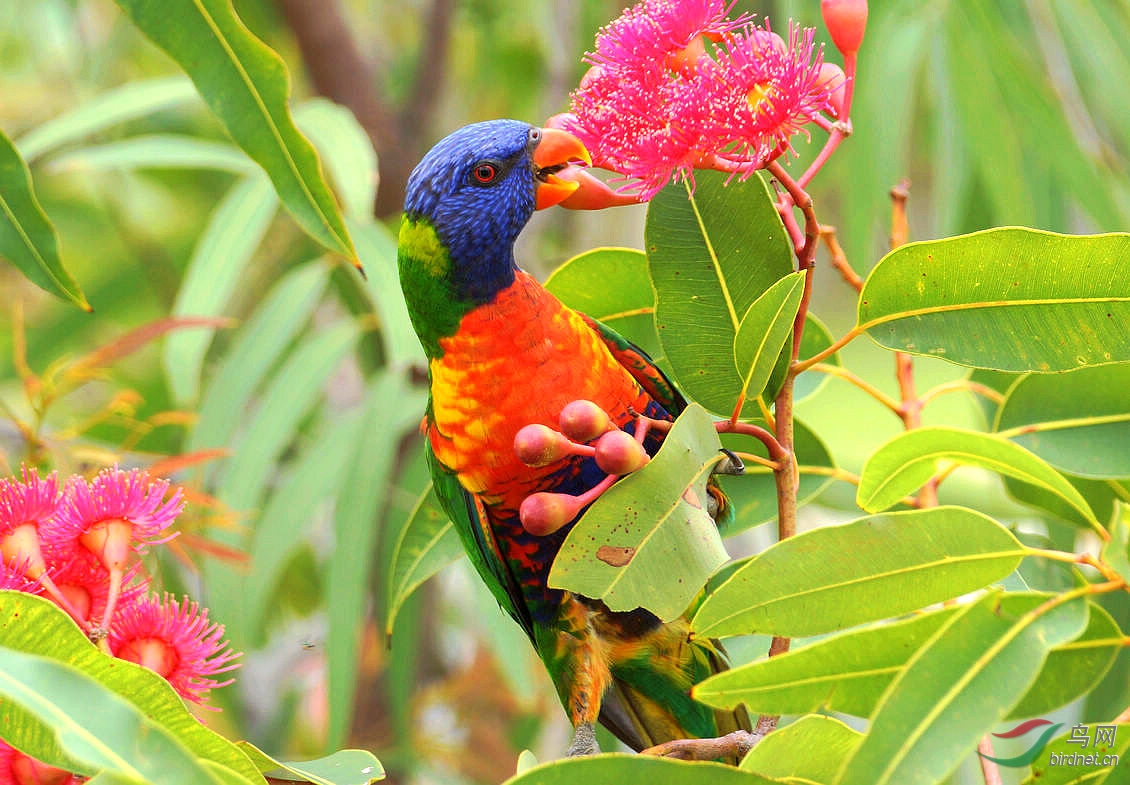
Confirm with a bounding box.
[566,722,601,757]
[640,730,763,762]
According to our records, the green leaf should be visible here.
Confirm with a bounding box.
[741,715,863,781]
[384,485,462,638]
[549,403,730,622]
[646,171,794,416]
[546,247,659,355]
[294,99,377,221]
[1007,599,1124,720]
[245,410,365,641]
[732,271,806,415]
[0,644,224,784]
[834,591,1089,785]
[1023,723,1130,785]
[716,417,835,537]
[237,743,384,784]
[112,0,357,263]
[189,261,331,458]
[857,427,1101,532]
[698,595,1118,725]
[204,322,360,644]
[46,135,255,175]
[695,607,960,717]
[502,754,785,785]
[164,174,277,404]
[858,228,1130,372]
[0,128,90,309]
[1004,475,1124,531]
[516,750,539,775]
[995,364,1130,479]
[691,507,1025,639]
[1102,504,1130,584]
[0,592,262,784]
[326,374,427,749]
[15,76,199,162]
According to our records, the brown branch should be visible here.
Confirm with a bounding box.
[275,0,456,217]
[820,225,863,292]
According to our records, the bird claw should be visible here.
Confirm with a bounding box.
[566,722,601,757]
[714,448,746,476]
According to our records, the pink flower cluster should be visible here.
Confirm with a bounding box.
[0,466,241,783]
[0,466,239,705]
[550,0,840,199]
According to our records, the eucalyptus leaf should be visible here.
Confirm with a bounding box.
[164,174,277,405]
[858,228,1130,372]
[15,76,199,162]
[384,485,461,638]
[295,99,378,220]
[237,743,384,785]
[741,715,862,781]
[502,754,784,785]
[835,591,1089,785]
[0,645,225,784]
[47,135,255,175]
[112,0,357,262]
[995,364,1130,479]
[327,374,426,749]
[857,427,1101,532]
[732,271,806,416]
[0,129,90,309]
[646,171,794,417]
[189,261,331,458]
[695,607,960,717]
[692,507,1025,639]
[0,592,262,783]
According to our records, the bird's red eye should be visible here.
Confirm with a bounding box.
[473,163,497,184]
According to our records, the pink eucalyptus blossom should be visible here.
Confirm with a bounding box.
[563,0,835,199]
[109,593,241,707]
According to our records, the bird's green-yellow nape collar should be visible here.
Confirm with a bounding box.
[398,215,474,359]
[399,218,450,278]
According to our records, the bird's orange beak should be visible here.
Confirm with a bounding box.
[533,128,590,210]
[532,128,642,211]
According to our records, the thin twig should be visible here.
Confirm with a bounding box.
[977,737,1004,785]
[820,225,863,292]
[809,363,902,414]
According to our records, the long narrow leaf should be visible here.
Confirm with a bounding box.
[0,129,90,309]
[163,174,277,404]
[112,0,358,264]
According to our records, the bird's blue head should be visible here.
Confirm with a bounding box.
[399,119,590,304]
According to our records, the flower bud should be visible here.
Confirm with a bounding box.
[520,492,583,536]
[513,424,573,467]
[558,400,615,443]
[815,62,847,117]
[594,430,650,475]
[822,0,868,56]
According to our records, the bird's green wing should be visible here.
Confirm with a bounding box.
[425,439,535,641]
[578,313,686,415]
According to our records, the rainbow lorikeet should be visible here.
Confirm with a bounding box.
[397,120,749,756]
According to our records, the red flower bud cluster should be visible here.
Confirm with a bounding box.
[514,401,651,536]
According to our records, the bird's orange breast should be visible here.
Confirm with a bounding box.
[428,271,651,511]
